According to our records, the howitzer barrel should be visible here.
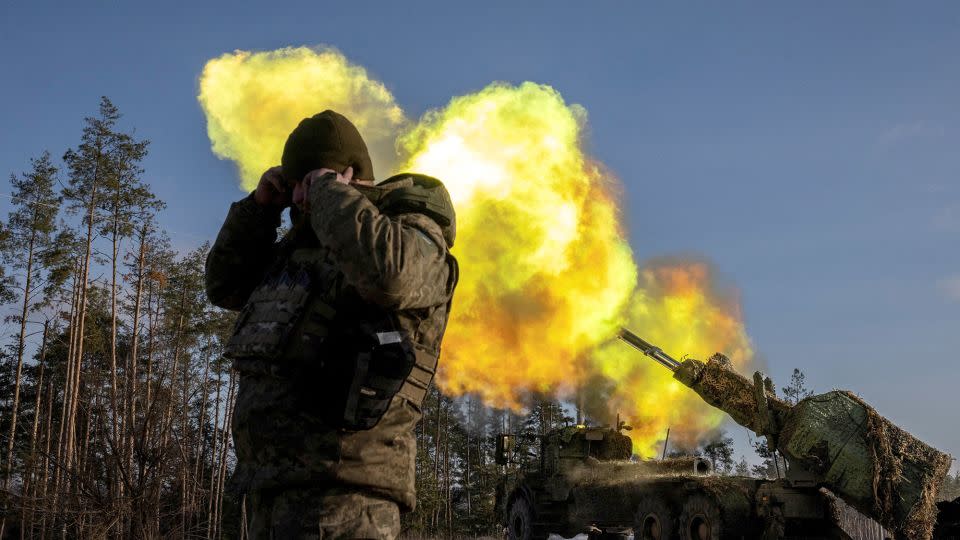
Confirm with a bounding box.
[619,327,953,540]
[619,327,787,434]
[616,328,681,370]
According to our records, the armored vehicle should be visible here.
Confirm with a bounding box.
[495,425,716,540]
[495,329,957,540]
[496,424,887,540]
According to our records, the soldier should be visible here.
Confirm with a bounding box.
[205,110,458,539]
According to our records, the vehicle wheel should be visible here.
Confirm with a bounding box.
[679,494,721,540]
[634,495,676,540]
[507,496,536,540]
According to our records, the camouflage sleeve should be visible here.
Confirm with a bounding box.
[204,193,281,311]
[308,178,455,310]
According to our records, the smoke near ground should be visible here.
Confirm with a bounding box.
[198,47,758,456]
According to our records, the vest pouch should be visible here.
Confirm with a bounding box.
[224,267,312,362]
[300,320,416,431]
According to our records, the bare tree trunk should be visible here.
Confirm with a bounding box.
[159,290,186,451]
[190,345,212,519]
[142,277,163,538]
[433,392,442,529]
[146,279,192,538]
[109,190,121,503]
[206,365,224,540]
[63,176,99,504]
[212,371,236,540]
[444,403,451,534]
[180,353,191,537]
[478,434,485,508]
[3,230,38,489]
[433,391,441,482]
[123,221,148,537]
[38,378,54,540]
[145,279,161,412]
[51,261,82,533]
[466,397,472,518]
[78,369,96,488]
[171,291,192,537]
[21,320,50,536]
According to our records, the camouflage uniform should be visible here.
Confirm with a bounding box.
[206,175,458,539]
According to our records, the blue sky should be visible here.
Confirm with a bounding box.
[1,2,958,464]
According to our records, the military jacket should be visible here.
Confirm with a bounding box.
[205,176,458,511]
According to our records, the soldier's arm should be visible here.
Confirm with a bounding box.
[204,193,281,311]
[308,179,455,310]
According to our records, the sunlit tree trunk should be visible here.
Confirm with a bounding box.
[38,377,54,540]
[63,167,98,501]
[212,371,236,540]
[51,261,82,532]
[2,228,36,494]
[206,364,224,540]
[123,221,148,536]
[190,345,212,520]
[21,320,49,536]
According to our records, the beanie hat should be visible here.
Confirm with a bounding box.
[281,110,374,185]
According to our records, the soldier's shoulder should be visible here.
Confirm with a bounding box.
[400,213,448,254]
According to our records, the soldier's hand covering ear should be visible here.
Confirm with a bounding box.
[297,167,354,213]
[254,166,291,211]
[304,166,354,188]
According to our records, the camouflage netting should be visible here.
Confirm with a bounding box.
[679,354,952,539]
[590,432,633,461]
[692,474,757,504]
[850,391,952,540]
[780,391,952,540]
[679,354,789,434]
[654,456,710,475]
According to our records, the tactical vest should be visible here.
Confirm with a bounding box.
[223,175,456,431]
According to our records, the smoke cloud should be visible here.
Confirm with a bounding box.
[198,46,406,190]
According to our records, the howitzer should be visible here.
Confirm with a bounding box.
[619,328,953,540]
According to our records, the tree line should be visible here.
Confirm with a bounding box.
[0,97,238,539]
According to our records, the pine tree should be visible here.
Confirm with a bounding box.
[0,224,15,305]
[0,99,253,537]
[750,434,788,479]
[96,119,156,481]
[782,368,813,405]
[734,455,750,476]
[59,96,121,505]
[700,431,735,474]
[1,151,61,497]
